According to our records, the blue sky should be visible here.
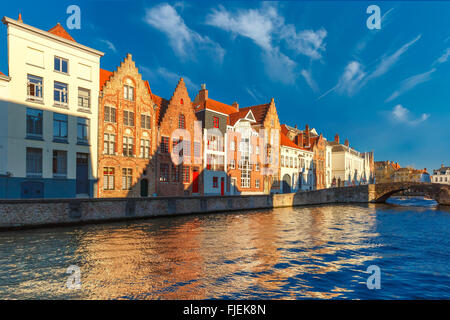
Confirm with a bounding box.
[1,1,449,171]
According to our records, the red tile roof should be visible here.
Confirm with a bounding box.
[48,23,76,42]
[0,71,4,76]
[228,109,255,126]
[281,132,301,149]
[99,68,113,91]
[195,99,238,115]
[238,103,270,125]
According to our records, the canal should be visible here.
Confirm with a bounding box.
[0,202,449,299]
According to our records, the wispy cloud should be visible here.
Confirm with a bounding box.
[140,65,199,92]
[98,39,117,53]
[318,61,365,99]
[246,86,263,101]
[144,3,224,63]
[301,69,319,92]
[206,4,327,85]
[367,34,422,80]
[385,68,436,102]
[390,104,429,125]
[434,48,450,65]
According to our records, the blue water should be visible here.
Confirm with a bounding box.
[0,201,449,299]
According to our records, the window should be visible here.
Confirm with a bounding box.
[230,141,236,151]
[140,139,150,158]
[213,116,219,128]
[26,147,42,177]
[213,177,218,188]
[171,165,180,182]
[123,110,135,126]
[122,168,132,190]
[27,75,43,101]
[161,136,169,153]
[103,167,115,190]
[241,170,250,188]
[182,166,190,183]
[78,88,90,109]
[178,114,185,129]
[230,159,235,169]
[256,146,260,155]
[123,85,134,101]
[53,150,67,178]
[123,136,134,157]
[26,108,43,139]
[194,142,201,157]
[255,163,260,171]
[54,81,68,105]
[281,156,285,167]
[77,118,89,144]
[104,133,116,155]
[53,113,68,142]
[104,106,116,123]
[160,164,169,182]
[255,179,260,188]
[54,56,68,73]
[141,114,151,129]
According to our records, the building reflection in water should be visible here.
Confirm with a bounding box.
[65,204,382,299]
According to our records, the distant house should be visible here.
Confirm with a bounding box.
[432,164,450,184]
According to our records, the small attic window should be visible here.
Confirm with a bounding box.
[180,98,184,105]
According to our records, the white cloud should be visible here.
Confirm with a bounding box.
[246,86,263,101]
[335,61,366,96]
[390,104,429,125]
[301,69,319,92]
[144,3,224,62]
[206,4,327,84]
[368,34,421,80]
[140,65,199,92]
[434,48,450,65]
[385,68,436,102]
[99,39,117,53]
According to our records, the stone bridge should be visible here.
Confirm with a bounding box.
[370,182,450,205]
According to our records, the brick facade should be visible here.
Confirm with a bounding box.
[155,78,203,196]
[97,54,157,198]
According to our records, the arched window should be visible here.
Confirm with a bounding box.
[178,114,185,129]
[180,98,184,105]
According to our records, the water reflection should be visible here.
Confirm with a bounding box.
[0,203,449,299]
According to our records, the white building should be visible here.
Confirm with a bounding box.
[328,135,373,187]
[325,144,333,188]
[0,15,103,199]
[280,132,314,193]
[432,165,450,185]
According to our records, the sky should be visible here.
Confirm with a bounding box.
[0,0,449,171]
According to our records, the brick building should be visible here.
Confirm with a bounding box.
[155,78,203,196]
[97,54,157,197]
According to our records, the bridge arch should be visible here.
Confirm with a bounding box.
[373,182,450,205]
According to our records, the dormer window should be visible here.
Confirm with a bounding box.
[123,85,134,101]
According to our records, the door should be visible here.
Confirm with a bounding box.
[231,178,237,195]
[220,177,224,196]
[140,179,148,197]
[192,168,199,193]
[282,174,291,193]
[76,153,89,195]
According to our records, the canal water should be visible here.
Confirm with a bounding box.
[0,201,449,299]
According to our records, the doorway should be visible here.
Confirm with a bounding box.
[76,153,89,195]
[140,179,149,197]
[192,168,199,193]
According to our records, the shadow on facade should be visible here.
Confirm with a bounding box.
[0,99,96,199]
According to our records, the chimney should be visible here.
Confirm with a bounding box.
[198,84,208,102]
[344,139,349,147]
[18,13,23,23]
[304,124,310,147]
[294,125,297,129]
[442,164,445,168]
[295,133,303,148]
[232,101,239,111]
[334,133,339,143]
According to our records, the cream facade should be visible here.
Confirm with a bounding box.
[432,165,450,185]
[0,16,103,199]
[280,144,314,193]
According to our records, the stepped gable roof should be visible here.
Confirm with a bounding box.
[238,103,270,125]
[99,68,113,91]
[48,23,75,42]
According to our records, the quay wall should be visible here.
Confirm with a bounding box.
[0,185,376,230]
